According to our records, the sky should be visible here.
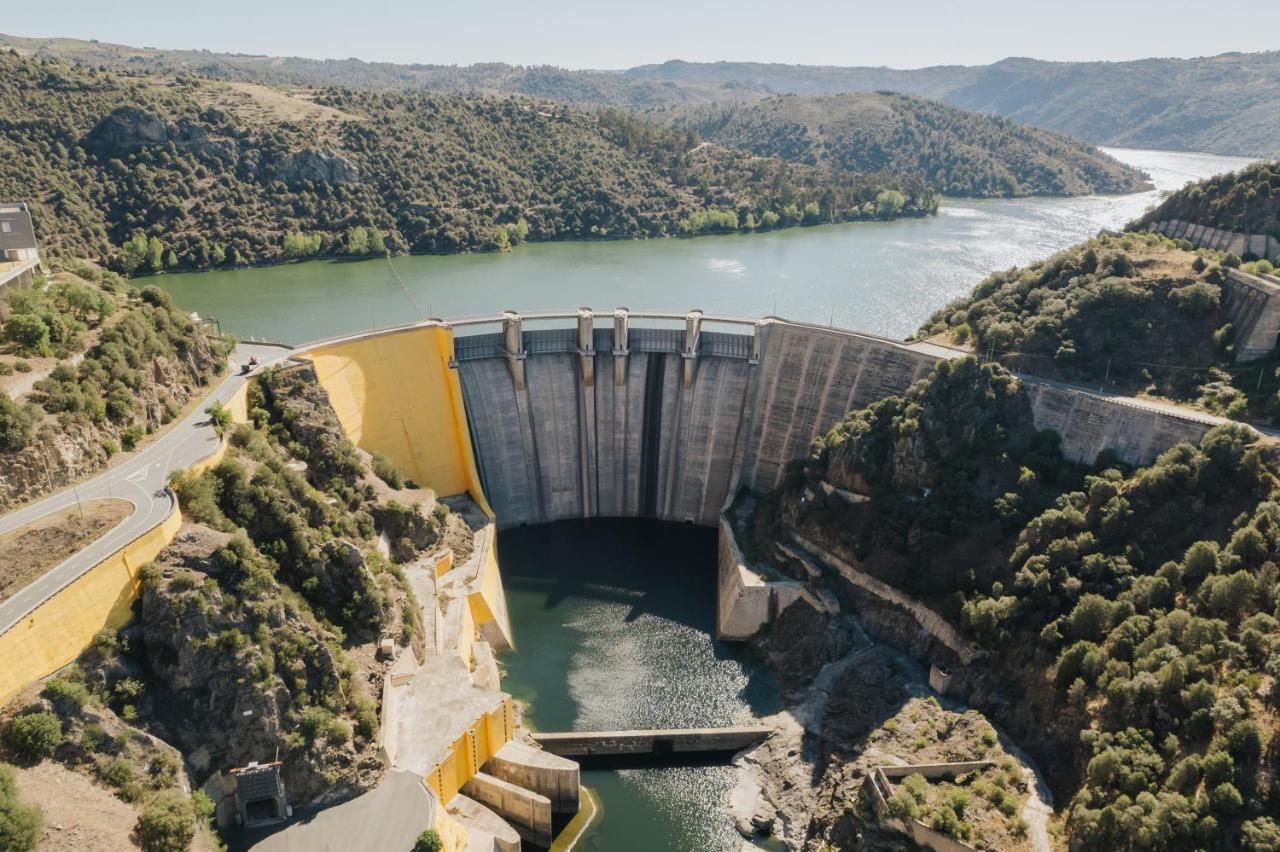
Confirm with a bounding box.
[6,0,1280,70]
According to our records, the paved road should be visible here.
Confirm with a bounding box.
[0,343,292,634]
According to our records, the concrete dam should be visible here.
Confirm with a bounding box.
[446,309,1221,530]
[301,308,1228,643]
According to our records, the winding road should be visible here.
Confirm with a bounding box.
[0,342,292,635]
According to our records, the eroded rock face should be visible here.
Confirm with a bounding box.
[139,526,382,805]
[261,149,359,185]
[0,325,224,510]
[83,107,234,159]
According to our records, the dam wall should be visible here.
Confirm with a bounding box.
[1150,219,1279,264]
[458,323,755,528]
[454,314,1228,521]
[1221,268,1280,363]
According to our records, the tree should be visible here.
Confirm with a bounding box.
[876,189,906,218]
[3,713,62,763]
[760,210,780,229]
[118,231,150,275]
[413,829,443,852]
[134,792,196,852]
[2,314,50,356]
[1243,818,1280,852]
[205,403,232,438]
[0,392,31,452]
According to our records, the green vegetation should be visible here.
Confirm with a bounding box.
[919,233,1280,423]
[0,50,931,273]
[0,764,42,852]
[1130,161,1280,242]
[10,33,1278,156]
[658,93,1150,197]
[2,712,62,763]
[764,360,1280,849]
[414,829,444,852]
[134,790,197,852]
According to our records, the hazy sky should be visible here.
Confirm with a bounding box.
[7,0,1279,69]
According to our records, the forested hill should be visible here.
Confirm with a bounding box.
[628,54,1280,158]
[0,52,937,273]
[6,33,1278,157]
[654,93,1150,198]
[1130,161,1280,241]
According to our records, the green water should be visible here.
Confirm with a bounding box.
[498,519,782,851]
[157,148,1256,344]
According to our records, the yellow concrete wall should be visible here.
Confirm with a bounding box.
[186,384,251,477]
[0,380,254,706]
[0,504,182,705]
[468,535,514,650]
[303,327,492,515]
[425,696,515,804]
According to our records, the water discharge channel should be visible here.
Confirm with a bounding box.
[152,147,1255,848]
[497,519,782,851]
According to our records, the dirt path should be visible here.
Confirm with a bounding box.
[0,499,131,604]
[12,761,140,851]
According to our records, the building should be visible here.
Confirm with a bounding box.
[0,203,41,290]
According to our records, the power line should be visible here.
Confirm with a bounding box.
[384,253,426,320]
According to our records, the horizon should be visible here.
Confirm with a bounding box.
[5,0,1280,71]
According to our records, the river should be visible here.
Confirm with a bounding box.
[156,147,1254,850]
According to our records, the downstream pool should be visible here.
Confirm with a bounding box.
[498,519,781,851]
[157,149,1256,344]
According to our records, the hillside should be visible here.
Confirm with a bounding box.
[750,359,1280,849]
[8,34,1278,157]
[655,93,1150,197]
[0,52,935,273]
[0,262,230,509]
[917,233,1280,423]
[1131,160,1280,241]
[628,54,1280,157]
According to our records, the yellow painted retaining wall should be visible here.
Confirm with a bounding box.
[425,696,516,803]
[468,535,513,650]
[0,504,182,705]
[0,381,253,706]
[303,327,492,516]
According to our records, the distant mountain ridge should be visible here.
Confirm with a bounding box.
[656,92,1150,198]
[3,33,1277,157]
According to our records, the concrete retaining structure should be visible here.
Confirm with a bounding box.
[462,771,554,847]
[484,739,580,813]
[1149,219,1279,263]
[532,726,771,758]
[1221,268,1280,362]
[717,514,805,640]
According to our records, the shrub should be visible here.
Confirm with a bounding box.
[371,453,404,489]
[121,424,145,451]
[3,713,62,763]
[2,314,50,356]
[0,763,43,852]
[41,677,91,713]
[134,791,196,852]
[886,790,920,821]
[97,755,142,801]
[414,829,444,852]
[0,392,32,452]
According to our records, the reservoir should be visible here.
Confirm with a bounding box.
[158,148,1255,344]
[155,147,1253,849]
